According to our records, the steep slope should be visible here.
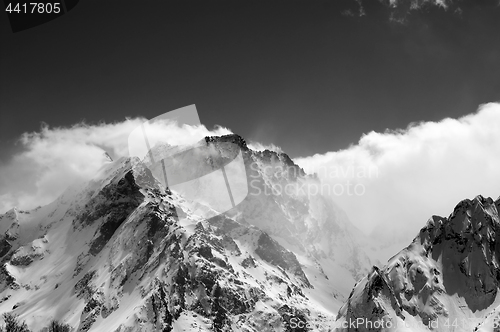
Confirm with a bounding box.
[0,134,372,331]
[210,135,374,286]
[336,195,500,332]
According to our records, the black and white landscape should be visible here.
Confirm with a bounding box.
[1,0,500,331]
[0,132,499,331]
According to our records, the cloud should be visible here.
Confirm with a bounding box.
[247,141,283,153]
[3,102,500,251]
[386,0,450,10]
[342,0,366,17]
[0,120,231,214]
[347,0,461,24]
[295,103,500,243]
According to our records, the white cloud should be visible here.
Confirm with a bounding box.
[247,141,283,153]
[0,119,232,214]
[295,103,500,243]
[3,102,499,249]
[378,0,455,24]
[387,0,451,10]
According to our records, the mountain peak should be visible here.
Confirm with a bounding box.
[337,195,500,331]
[0,133,368,331]
[204,134,249,151]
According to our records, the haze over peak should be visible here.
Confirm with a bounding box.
[296,102,500,243]
[1,103,500,250]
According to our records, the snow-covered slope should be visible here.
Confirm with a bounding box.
[336,195,500,332]
[0,134,372,331]
[213,135,375,285]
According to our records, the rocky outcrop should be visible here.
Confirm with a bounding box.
[337,195,500,331]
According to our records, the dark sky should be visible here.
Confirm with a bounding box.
[1,0,499,158]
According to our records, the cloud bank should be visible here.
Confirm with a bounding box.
[295,102,500,243]
[2,103,499,249]
[0,120,231,214]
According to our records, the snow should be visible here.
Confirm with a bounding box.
[4,138,496,331]
[336,195,500,331]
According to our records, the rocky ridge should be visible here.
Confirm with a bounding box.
[336,195,500,332]
[0,134,372,331]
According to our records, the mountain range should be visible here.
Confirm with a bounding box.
[0,134,498,332]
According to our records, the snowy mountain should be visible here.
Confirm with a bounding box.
[336,195,500,332]
[0,134,373,331]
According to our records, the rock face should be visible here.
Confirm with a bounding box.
[0,134,372,331]
[336,195,500,332]
[220,135,374,282]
